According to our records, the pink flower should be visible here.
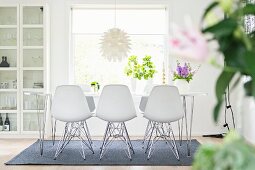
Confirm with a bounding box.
[169,19,209,62]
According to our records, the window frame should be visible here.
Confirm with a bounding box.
[69,3,170,85]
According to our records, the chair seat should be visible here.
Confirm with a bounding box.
[144,115,181,123]
[97,113,137,122]
[53,113,92,122]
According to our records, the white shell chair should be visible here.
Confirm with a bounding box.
[96,84,137,160]
[144,85,184,160]
[51,85,94,160]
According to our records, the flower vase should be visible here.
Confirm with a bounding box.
[130,78,136,93]
[136,79,146,95]
[241,96,255,144]
[144,78,153,95]
[174,79,190,94]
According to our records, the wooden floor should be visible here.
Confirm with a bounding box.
[0,137,221,170]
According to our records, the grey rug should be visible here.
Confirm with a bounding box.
[6,140,199,166]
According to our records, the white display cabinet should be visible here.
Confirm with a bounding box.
[0,5,19,135]
[0,4,49,136]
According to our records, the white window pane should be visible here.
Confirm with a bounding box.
[73,35,165,85]
[72,7,167,87]
[72,9,115,33]
[117,9,166,34]
[72,8,166,34]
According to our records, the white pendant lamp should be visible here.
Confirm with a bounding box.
[100,0,131,62]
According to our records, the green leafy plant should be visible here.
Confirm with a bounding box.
[193,131,255,170]
[141,55,156,80]
[124,55,143,80]
[124,55,156,80]
[201,0,255,121]
[90,81,100,91]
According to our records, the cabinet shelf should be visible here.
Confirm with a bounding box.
[22,109,44,113]
[22,24,43,28]
[23,46,43,49]
[0,89,17,92]
[0,131,18,135]
[0,110,17,113]
[0,46,17,50]
[23,88,44,92]
[22,67,44,70]
[0,67,17,71]
[0,25,17,28]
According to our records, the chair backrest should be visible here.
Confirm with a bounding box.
[144,85,184,123]
[78,84,92,92]
[51,85,92,122]
[96,84,137,122]
[139,96,148,113]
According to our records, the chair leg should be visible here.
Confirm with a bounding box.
[100,122,134,160]
[145,122,156,153]
[84,121,93,145]
[100,122,110,155]
[122,123,135,154]
[54,123,70,159]
[54,121,94,160]
[146,122,180,160]
[142,120,151,144]
[168,123,180,160]
[147,123,157,159]
[80,122,94,154]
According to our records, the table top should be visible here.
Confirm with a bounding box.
[85,92,207,97]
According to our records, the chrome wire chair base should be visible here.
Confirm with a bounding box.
[54,121,94,160]
[100,122,134,160]
[145,122,180,160]
[142,120,153,147]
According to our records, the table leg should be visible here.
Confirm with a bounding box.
[178,117,184,146]
[183,96,195,156]
[183,96,190,156]
[37,94,49,156]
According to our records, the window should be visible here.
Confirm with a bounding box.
[71,6,168,86]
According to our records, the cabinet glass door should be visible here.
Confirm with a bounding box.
[0,7,17,25]
[23,49,43,67]
[23,70,43,89]
[23,112,43,131]
[0,28,17,46]
[0,50,17,67]
[0,92,17,110]
[23,28,43,46]
[23,6,43,25]
[0,71,17,89]
[0,113,17,132]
